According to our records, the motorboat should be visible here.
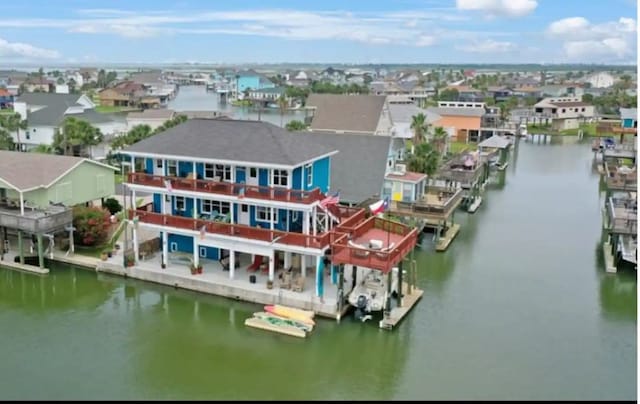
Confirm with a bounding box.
[348,268,399,322]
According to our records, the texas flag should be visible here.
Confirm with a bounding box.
[369,197,389,215]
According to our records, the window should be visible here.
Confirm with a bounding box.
[241,204,248,213]
[204,163,215,179]
[250,167,257,178]
[305,164,313,187]
[25,132,30,140]
[156,159,162,168]
[199,247,207,258]
[382,181,392,198]
[174,196,186,212]
[273,169,288,187]
[215,164,232,181]
[170,242,177,252]
[167,160,178,176]
[562,109,566,113]
[581,108,585,112]
[201,199,230,214]
[255,206,278,223]
[291,211,299,221]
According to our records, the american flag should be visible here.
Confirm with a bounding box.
[199,224,207,240]
[164,179,173,192]
[319,190,340,208]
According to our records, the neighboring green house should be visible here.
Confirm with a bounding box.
[0,151,117,268]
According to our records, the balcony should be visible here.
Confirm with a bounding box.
[603,162,637,191]
[390,187,463,219]
[0,201,72,233]
[606,196,637,235]
[597,124,638,136]
[127,173,323,205]
[438,156,485,186]
[330,217,418,273]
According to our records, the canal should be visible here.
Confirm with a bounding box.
[0,140,635,400]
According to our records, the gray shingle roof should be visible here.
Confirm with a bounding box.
[16,93,85,126]
[0,150,115,191]
[306,94,386,133]
[298,131,391,204]
[432,107,485,117]
[124,119,338,167]
[620,108,637,121]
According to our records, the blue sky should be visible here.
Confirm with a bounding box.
[0,0,637,64]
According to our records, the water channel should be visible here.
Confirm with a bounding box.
[0,139,636,400]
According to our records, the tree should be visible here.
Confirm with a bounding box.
[431,126,448,156]
[0,113,27,152]
[112,124,153,150]
[406,142,440,176]
[103,198,123,215]
[72,206,111,246]
[277,94,288,128]
[285,120,307,131]
[0,128,14,151]
[582,93,594,104]
[524,96,538,107]
[410,113,428,148]
[56,77,65,85]
[483,96,496,106]
[437,88,459,101]
[53,117,103,156]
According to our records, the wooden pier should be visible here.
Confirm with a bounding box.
[435,223,460,252]
[379,281,424,330]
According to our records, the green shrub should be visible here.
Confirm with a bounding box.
[73,206,111,246]
[103,197,122,215]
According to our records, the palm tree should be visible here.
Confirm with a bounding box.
[0,113,28,152]
[431,126,448,156]
[53,117,103,156]
[410,113,428,151]
[406,142,440,176]
[277,94,288,127]
[0,128,14,151]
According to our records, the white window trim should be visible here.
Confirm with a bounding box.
[170,242,178,252]
[305,164,313,187]
[166,160,178,177]
[174,196,186,212]
[201,199,230,214]
[203,163,216,180]
[199,247,207,258]
[214,164,232,182]
[255,206,278,223]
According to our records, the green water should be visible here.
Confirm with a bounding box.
[0,140,636,400]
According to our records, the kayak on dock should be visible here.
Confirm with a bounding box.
[264,305,315,325]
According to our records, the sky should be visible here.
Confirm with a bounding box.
[0,0,637,65]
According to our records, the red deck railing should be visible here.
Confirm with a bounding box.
[330,217,418,273]
[127,172,323,204]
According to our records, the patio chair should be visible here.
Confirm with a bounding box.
[348,239,370,258]
[375,242,395,259]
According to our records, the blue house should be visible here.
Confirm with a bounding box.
[236,69,275,97]
[122,118,343,291]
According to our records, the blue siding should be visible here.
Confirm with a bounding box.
[236,167,246,183]
[153,193,161,213]
[145,158,154,174]
[292,167,303,190]
[249,205,287,231]
[623,118,635,128]
[167,233,219,260]
[195,162,204,179]
[312,157,330,193]
[259,169,269,186]
[178,161,193,177]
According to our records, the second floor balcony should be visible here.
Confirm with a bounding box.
[127,172,323,205]
[0,198,72,233]
[604,162,637,192]
[606,196,637,235]
[390,187,463,219]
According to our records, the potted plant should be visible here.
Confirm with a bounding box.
[197,264,203,274]
[125,255,135,267]
[190,263,198,275]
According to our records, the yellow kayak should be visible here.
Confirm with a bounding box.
[264,305,315,325]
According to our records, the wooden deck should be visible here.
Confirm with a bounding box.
[379,282,423,330]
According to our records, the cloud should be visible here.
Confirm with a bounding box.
[546,16,637,61]
[0,37,60,59]
[455,0,537,17]
[0,9,447,46]
[416,35,436,47]
[456,39,516,52]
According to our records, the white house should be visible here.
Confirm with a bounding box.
[583,71,617,88]
[533,97,596,131]
[13,93,126,158]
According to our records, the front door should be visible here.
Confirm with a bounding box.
[154,159,164,176]
[238,204,250,225]
[247,167,259,186]
[164,195,172,215]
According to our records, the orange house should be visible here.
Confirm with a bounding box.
[433,114,482,143]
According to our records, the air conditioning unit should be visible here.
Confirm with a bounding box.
[394,163,406,174]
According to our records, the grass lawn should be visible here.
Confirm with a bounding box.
[559,123,597,136]
[95,105,133,114]
[0,109,15,115]
[449,141,477,154]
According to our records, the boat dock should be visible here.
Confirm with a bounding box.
[379,281,424,330]
[435,223,460,252]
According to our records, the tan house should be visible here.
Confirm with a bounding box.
[98,81,149,108]
[305,94,392,135]
[533,97,596,131]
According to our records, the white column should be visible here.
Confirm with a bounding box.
[268,251,275,282]
[19,191,24,216]
[229,249,235,280]
[192,161,196,177]
[312,206,317,235]
[132,225,139,265]
[193,238,199,268]
[230,203,235,224]
[303,211,310,235]
[301,255,307,278]
[270,206,275,231]
[284,251,291,270]
[315,255,322,297]
[162,231,168,267]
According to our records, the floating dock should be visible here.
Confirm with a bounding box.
[244,316,307,338]
[379,282,424,330]
[467,197,483,213]
[436,223,460,252]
